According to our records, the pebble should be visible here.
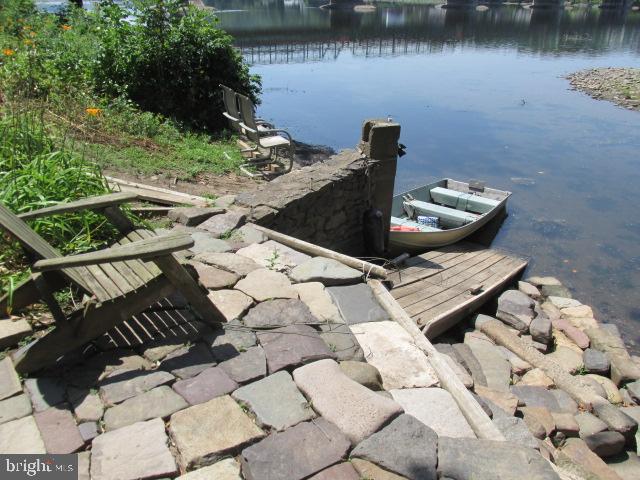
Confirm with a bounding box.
[553,317,590,349]
[475,385,519,416]
[232,371,315,431]
[542,284,572,298]
[520,406,556,438]
[391,387,476,438]
[547,346,583,374]
[576,411,609,437]
[293,359,403,444]
[548,296,581,309]
[527,276,562,287]
[551,412,580,437]
[170,395,265,470]
[168,206,225,226]
[91,418,177,480]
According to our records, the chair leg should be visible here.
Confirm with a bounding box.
[153,254,225,325]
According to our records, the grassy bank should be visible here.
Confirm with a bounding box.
[0,0,259,311]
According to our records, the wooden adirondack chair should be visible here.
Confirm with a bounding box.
[0,192,225,374]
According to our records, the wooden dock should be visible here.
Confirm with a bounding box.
[388,242,528,339]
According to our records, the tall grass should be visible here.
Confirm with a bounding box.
[0,107,117,299]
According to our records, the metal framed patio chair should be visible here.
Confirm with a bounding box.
[0,192,225,373]
[237,93,295,175]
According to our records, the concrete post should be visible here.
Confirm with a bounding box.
[360,119,401,252]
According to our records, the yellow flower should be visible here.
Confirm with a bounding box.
[61,25,72,31]
[23,39,33,46]
[29,31,36,37]
[2,48,15,56]
[86,108,102,117]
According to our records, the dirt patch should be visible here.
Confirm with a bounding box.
[567,67,640,112]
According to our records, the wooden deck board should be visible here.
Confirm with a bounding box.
[390,242,527,339]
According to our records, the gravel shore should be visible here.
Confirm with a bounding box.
[567,67,640,112]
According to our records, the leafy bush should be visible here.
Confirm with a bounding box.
[94,0,260,132]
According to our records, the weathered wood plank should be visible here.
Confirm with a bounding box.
[17,192,138,220]
[389,249,477,287]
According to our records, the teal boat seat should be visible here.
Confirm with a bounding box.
[404,200,480,228]
[390,216,441,232]
[430,187,500,214]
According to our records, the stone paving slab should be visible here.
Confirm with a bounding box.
[243,299,318,329]
[240,418,350,480]
[293,359,403,444]
[235,268,298,302]
[308,463,361,480]
[258,324,335,374]
[290,257,363,286]
[188,231,232,254]
[327,284,390,325]
[99,369,175,405]
[236,240,311,270]
[198,211,246,238]
[0,393,32,425]
[193,252,262,276]
[0,357,22,401]
[24,377,66,412]
[390,388,476,438]
[207,289,253,322]
[103,385,188,431]
[159,343,216,380]
[191,262,240,290]
[78,451,90,480]
[168,207,225,226]
[0,316,32,349]
[207,320,258,362]
[68,388,104,423]
[218,346,266,384]
[351,414,438,480]
[438,437,560,480]
[172,367,238,406]
[464,333,511,392]
[34,405,84,454]
[0,415,46,453]
[176,458,242,480]
[317,322,364,361]
[91,418,178,480]
[492,414,539,450]
[292,282,343,324]
[170,395,265,470]
[232,370,316,431]
[350,458,407,480]
[351,321,438,390]
[78,421,99,443]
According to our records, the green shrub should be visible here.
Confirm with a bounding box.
[94,0,261,132]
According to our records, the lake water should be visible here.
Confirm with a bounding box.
[210,1,640,347]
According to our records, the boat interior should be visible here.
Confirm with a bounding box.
[390,179,509,232]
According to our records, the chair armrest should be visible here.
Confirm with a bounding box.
[259,129,293,142]
[18,192,139,221]
[32,233,194,272]
[239,122,258,135]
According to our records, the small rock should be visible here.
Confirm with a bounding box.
[207,289,253,322]
[191,262,240,290]
[235,224,267,244]
[351,321,438,390]
[496,290,535,332]
[391,387,475,438]
[0,316,32,349]
[103,386,188,431]
[541,284,572,298]
[0,357,22,401]
[24,377,66,412]
[441,352,474,388]
[34,405,84,454]
[530,312,553,345]
[554,438,622,480]
[551,412,580,437]
[293,359,403,444]
[218,346,266,384]
[91,418,177,480]
[586,374,623,404]
[548,296,581,309]
[258,324,335,373]
[172,367,239,405]
[510,385,561,412]
[292,282,343,324]
[168,207,225,226]
[68,388,105,422]
[290,257,362,286]
[243,298,317,329]
[0,393,32,425]
[454,343,488,386]
[350,458,407,479]
[493,414,539,450]
[475,385,519,416]
[550,389,579,414]
[327,284,390,325]
[351,414,438,480]
[520,406,556,438]
[465,333,511,392]
[188,231,232,254]
[627,380,640,402]
[236,240,311,270]
[519,368,554,389]
[586,327,640,386]
[518,281,541,300]
[592,402,638,442]
[547,346,583,374]
[579,376,608,399]
[170,395,265,470]
[562,304,595,319]
[240,418,349,480]
[78,421,99,442]
[232,370,315,431]
[606,450,640,480]
[159,343,216,380]
[339,360,383,390]
[527,276,562,287]
[198,211,246,238]
[576,411,609,437]
[553,318,590,349]
[308,463,360,480]
[0,415,46,453]
[193,252,261,276]
[235,268,298,302]
[584,431,626,458]
[99,369,175,405]
[214,194,236,209]
[495,346,532,375]
[438,437,559,480]
[553,328,584,354]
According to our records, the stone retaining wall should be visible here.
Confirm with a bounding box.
[235,120,400,255]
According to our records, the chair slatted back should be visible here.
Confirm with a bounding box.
[237,93,260,143]
[0,202,93,293]
[220,85,242,132]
